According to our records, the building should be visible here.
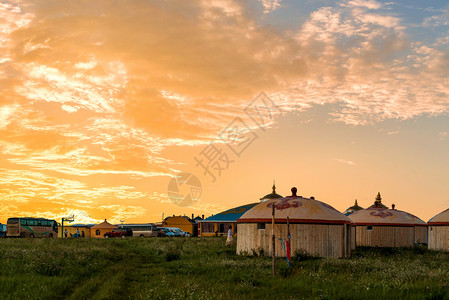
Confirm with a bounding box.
[237,187,353,258]
[343,199,364,215]
[199,184,282,237]
[199,203,258,237]
[162,215,198,236]
[348,193,427,247]
[60,224,94,238]
[428,208,449,251]
[90,219,117,238]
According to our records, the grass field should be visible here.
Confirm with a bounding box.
[0,237,448,299]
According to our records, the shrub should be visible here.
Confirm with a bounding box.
[292,249,318,261]
[165,250,181,262]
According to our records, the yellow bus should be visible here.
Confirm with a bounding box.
[7,217,58,238]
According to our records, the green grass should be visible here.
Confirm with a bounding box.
[1,237,448,299]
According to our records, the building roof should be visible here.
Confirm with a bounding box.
[349,207,426,226]
[237,187,351,225]
[68,224,95,228]
[201,203,259,222]
[91,219,117,229]
[163,216,195,224]
[428,208,449,225]
[343,199,364,216]
[192,216,203,223]
[116,223,156,226]
[349,193,426,226]
[260,183,283,202]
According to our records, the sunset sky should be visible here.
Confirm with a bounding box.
[1,0,448,224]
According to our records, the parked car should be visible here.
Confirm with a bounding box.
[156,227,176,237]
[166,227,191,237]
[103,228,132,238]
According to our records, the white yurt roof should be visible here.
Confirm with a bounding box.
[428,208,449,225]
[237,187,351,225]
[349,195,426,227]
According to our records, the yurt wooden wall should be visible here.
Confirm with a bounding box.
[355,225,427,247]
[428,226,449,251]
[414,226,427,244]
[237,223,351,258]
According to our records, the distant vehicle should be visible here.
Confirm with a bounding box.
[117,223,157,237]
[166,227,191,237]
[0,223,6,238]
[157,227,190,237]
[6,217,58,238]
[156,227,176,237]
[103,228,131,239]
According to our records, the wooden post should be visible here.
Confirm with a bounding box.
[272,204,276,276]
[287,216,290,245]
[61,218,64,239]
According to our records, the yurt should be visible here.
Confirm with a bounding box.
[237,187,352,258]
[349,193,427,247]
[90,219,117,238]
[428,208,449,251]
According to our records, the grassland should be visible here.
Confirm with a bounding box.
[0,237,448,300]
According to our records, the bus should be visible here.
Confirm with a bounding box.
[6,217,58,238]
[117,223,157,237]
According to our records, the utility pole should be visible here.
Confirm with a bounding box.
[61,215,74,238]
[272,203,276,276]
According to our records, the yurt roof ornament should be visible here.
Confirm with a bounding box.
[260,181,283,202]
[369,192,388,209]
[344,199,364,216]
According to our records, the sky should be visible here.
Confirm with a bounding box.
[0,0,448,224]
